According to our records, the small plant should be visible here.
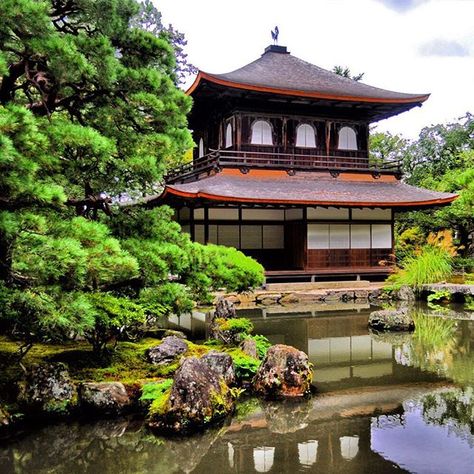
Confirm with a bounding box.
[142,379,174,417]
[216,317,254,335]
[427,290,452,304]
[227,349,261,381]
[465,295,474,311]
[386,245,452,290]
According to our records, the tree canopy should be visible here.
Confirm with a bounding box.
[0,0,264,355]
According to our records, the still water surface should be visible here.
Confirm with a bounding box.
[1,303,474,473]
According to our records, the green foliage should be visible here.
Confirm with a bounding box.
[216,318,254,335]
[395,226,425,263]
[244,334,271,359]
[0,1,264,357]
[427,290,452,304]
[386,245,452,290]
[227,348,261,381]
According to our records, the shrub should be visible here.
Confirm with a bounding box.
[386,245,452,290]
[227,348,261,381]
[216,317,254,335]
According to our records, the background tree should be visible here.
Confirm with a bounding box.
[332,65,364,82]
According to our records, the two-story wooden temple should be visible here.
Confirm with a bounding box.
[151,44,457,280]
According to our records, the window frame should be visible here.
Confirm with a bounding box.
[250,119,273,146]
[295,123,317,148]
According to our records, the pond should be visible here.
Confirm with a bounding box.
[1,303,474,473]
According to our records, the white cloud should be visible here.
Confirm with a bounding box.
[419,39,469,57]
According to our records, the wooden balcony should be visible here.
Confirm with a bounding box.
[166,147,402,184]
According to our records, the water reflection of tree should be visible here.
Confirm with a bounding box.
[394,310,474,387]
[422,388,474,446]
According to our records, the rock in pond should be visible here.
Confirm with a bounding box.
[368,308,415,332]
[147,336,188,365]
[148,357,235,433]
[253,344,312,398]
[202,351,236,385]
[18,363,77,415]
[79,382,133,415]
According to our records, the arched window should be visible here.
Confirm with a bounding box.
[338,126,358,150]
[251,120,273,145]
[296,123,316,148]
[198,138,204,158]
[225,123,233,148]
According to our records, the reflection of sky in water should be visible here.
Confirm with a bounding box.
[371,402,474,474]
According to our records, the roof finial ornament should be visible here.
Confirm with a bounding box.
[271,26,279,45]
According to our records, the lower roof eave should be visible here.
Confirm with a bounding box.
[155,187,458,210]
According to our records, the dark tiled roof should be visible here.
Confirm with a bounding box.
[191,46,428,103]
[159,171,456,208]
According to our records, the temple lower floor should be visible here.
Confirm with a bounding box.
[177,205,394,274]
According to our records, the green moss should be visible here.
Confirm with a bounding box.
[185,341,212,358]
[141,379,173,402]
[226,348,261,381]
[148,389,171,417]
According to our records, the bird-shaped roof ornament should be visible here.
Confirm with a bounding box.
[271,26,279,45]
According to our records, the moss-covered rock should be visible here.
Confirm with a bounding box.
[148,357,235,433]
[147,336,188,365]
[18,362,78,416]
[253,344,312,398]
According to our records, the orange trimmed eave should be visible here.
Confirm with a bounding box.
[186,71,430,105]
[160,186,458,208]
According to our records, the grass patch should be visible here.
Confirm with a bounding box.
[386,245,452,290]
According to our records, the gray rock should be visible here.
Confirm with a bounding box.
[256,293,282,305]
[279,293,300,304]
[397,285,416,301]
[147,336,188,365]
[18,363,77,415]
[79,382,132,415]
[368,288,382,301]
[368,308,415,332]
[214,297,236,320]
[201,350,236,385]
[148,357,234,433]
[253,344,312,398]
[240,337,258,359]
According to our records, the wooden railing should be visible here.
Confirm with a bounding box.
[166,148,402,184]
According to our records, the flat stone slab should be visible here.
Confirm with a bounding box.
[266,280,372,292]
[422,283,474,296]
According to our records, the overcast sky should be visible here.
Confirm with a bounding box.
[155,0,474,139]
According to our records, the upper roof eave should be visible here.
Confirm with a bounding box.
[186,71,430,106]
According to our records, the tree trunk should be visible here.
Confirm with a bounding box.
[0,230,14,284]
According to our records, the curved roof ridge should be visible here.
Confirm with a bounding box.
[187,48,429,104]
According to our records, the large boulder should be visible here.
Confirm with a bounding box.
[368,308,415,332]
[148,357,234,433]
[201,351,236,385]
[397,285,416,301]
[18,363,77,415]
[79,382,133,415]
[147,336,188,365]
[253,344,312,398]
